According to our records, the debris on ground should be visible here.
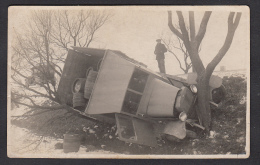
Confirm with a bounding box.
[55,142,63,149]
[9,74,247,156]
[88,129,95,134]
[85,145,96,152]
[209,131,218,139]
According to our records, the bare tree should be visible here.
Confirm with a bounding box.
[11,10,112,112]
[168,11,241,132]
[51,10,112,49]
[161,35,193,74]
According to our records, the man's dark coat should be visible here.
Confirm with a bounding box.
[154,43,167,60]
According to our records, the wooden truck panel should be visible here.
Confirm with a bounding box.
[86,50,135,114]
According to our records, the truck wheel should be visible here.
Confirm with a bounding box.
[72,78,86,93]
[73,92,87,111]
[212,85,226,104]
[97,59,102,71]
[84,70,98,99]
[85,67,94,78]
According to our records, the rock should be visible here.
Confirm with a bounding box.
[209,131,218,139]
[89,129,95,134]
[236,137,245,143]
[109,135,113,139]
[83,127,88,132]
[223,135,229,139]
[94,125,99,128]
[111,125,116,131]
[239,96,246,104]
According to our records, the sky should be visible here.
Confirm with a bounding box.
[8,6,250,75]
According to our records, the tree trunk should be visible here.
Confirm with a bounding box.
[192,65,195,72]
[73,36,77,46]
[196,74,211,132]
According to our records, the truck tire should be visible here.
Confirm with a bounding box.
[84,70,98,99]
[85,67,94,78]
[212,85,226,104]
[73,92,87,110]
[71,78,86,93]
[97,59,102,71]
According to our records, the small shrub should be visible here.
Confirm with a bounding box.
[222,75,247,105]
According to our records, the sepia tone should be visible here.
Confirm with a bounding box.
[8,6,249,158]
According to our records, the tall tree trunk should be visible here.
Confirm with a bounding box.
[196,73,211,131]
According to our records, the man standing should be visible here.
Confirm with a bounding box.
[154,39,167,73]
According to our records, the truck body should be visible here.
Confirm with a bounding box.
[57,47,224,147]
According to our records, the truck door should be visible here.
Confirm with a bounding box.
[115,114,157,147]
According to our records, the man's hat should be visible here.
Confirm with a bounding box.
[156,39,161,42]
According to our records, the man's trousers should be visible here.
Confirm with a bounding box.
[157,59,166,73]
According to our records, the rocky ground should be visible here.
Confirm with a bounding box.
[8,74,248,158]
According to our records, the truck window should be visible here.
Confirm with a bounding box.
[116,114,137,140]
[121,68,148,115]
[122,91,142,114]
[128,69,148,93]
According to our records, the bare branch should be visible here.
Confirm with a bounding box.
[168,11,183,40]
[168,50,186,73]
[195,11,212,49]
[11,75,56,101]
[161,33,192,74]
[11,105,64,117]
[11,10,112,111]
[189,11,195,41]
[176,11,190,48]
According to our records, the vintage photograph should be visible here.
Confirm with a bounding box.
[8,6,249,158]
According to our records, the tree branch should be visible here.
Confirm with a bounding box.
[195,11,212,49]
[176,11,191,50]
[168,11,183,40]
[189,11,195,41]
[168,50,186,72]
[206,12,242,78]
[11,105,64,118]
[11,75,56,101]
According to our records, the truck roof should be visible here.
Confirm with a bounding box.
[72,46,147,68]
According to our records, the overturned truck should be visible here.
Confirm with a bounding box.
[57,47,225,147]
